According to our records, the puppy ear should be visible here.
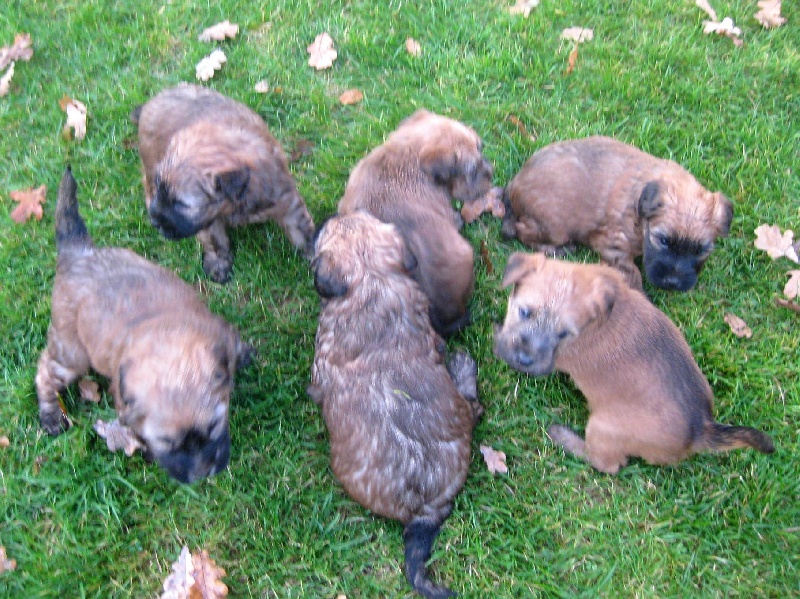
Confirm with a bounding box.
[712,192,733,238]
[576,270,618,327]
[402,244,418,273]
[421,146,457,186]
[637,181,661,219]
[312,251,349,299]
[502,252,545,288]
[215,168,250,201]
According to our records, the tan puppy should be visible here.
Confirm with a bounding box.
[338,109,496,336]
[308,211,483,598]
[494,252,774,474]
[131,83,315,283]
[501,136,733,291]
[35,168,251,483]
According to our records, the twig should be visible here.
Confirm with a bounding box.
[775,297,800,314]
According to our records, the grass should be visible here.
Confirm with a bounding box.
[1,0,798,597]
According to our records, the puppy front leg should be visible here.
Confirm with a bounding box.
[197,220,233,284]
[275,190,316,260]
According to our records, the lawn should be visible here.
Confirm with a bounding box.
[1,1,798,597]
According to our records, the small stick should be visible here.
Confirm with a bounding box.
[775,297,800,314]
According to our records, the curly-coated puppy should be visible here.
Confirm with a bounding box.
[501,136,733,291]
[494,252,774,474]
[35,167,251,483]
[338,109,496,336]
[308,211,483,598]
[131,83,315,283]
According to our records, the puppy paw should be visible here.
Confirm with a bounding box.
[546,424,586,458]
[447,351,479,403]
[40,406,72,435]
[203,255,233,284]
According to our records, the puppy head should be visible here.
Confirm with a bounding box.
[494,253,617,376]
[115,321,248,483]
[148,128,252,240]
[637,178,733,291]
[393,109,494,202]
[311,211,416,300]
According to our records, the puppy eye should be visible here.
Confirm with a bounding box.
[557,330,569,340]
[518,306,531,319]
[654,233,669,248]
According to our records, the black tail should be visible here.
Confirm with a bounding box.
[55,166,92,254]
[702,422,775,455]
[403,519,455,599]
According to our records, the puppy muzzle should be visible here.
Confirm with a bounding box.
[494,327,557,376]
[155,428,231,484]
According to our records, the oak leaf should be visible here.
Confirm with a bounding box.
[703,17,743,46]
[0,62,14,97]
[754,0,786,28]
[480,444,508,475]
[0,33,33,71]
[59,95,87,140]
[198,20,239,42]
[78,378,101,402]
[192,550,229,598]
[461,186,505,223]
[0,547,16,573]
[161,546,195,599]
[754,224,799,263]
[339,89,363,105]
[9,184,46,224]
[784,270,800,300]
[405,37,422,57]
[508,0,540,17]
[161,547,228,599]
[307,33,337,70]
[561,27,594,43]
[724,312,752,338]
[196,49,227,81]
[93,419,145,457]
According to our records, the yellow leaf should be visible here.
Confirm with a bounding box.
[338,89,363,105]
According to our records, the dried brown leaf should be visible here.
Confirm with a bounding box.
[9,184,46,224]
[566,43,579,74]
[59,95,87,140]
[78,378,101,402]
[161,547,228,599]
[695,0,718,21]
[161,547,195,599]
[339,89,363,105]
[506,114,537,142]
[405,37,422,57]
[461,186,505,223]
[196,49,227,82]
[192,550,228,598]
[198,20,239,42]
[307,33,337,70]
[784,270,800,300]
[93,418,145,457]
[703,17,743,46]
[754,224,799,262]
[754,0,786,28]
[480,444,508,475]
[479,240,494,275]
[0,436,9,449]
[508,0,540,17]
[0,547,16,573]
[561,27,594,43]
[0,33,33,71]
[724,312,752,338]
[0,62,14,97]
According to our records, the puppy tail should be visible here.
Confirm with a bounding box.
[55,166,92,254]
[700,422,775,455]
[403,519,455,599]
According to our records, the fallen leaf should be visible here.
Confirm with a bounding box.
[339,89,363,105]
[479,240,494,275]
[0,33,33,71]
[0,547,16,573]
[480,444,508,475]
[9,184,46,224]
[0,62,14,97]
[508,0,540,17]
[161,547,228,599]
[0,436,9,449]
[506,114,537,142]
[566,43,579,74]
[93,419,145,457]
[784,270,800,299]
[307,33,337,70]
[724,312,752,338]
[198,20,239,42]
[161,547,195,599]
[254,80,270,93]
[405,37,422,57]
[754,224,799,263]
[461,186,505,223]
[703,17,743,46]
[695,0,718,21]
[561,27,594,43]
[78,378,101,402]
[288,139,314,163]
[59,95,87,140]
[754,0,786,28]
[192,550,228,598]
[196,49,227,81]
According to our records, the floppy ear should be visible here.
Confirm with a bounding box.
[502,252,545,288]
[637,181,662,219]
[312,251,349,299]
[581,271,618,325]
[712,192,733,238]
[420,146,457,186]
[215,168,250,201]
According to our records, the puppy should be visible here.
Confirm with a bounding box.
[338,109,496,336]
[494,252,774,474]
[308,211,483,598]
[500,136,733,291]
[131,83,315,283]
[35,167,251,483]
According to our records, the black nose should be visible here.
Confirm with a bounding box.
[517,351,534,367]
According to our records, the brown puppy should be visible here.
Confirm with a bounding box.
[308,211,483,598]
[35,167,251,483]
[131,83,315,283]
[500,136,733,292]
[338,109,496,336]
[494,252,774,474]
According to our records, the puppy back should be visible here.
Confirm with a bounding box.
[55,166,92,254]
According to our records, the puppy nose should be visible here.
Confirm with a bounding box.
[517,351,534,367]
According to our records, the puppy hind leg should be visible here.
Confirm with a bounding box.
[403,519,455,599]
[35,336,89,435]
[197,220,233,284]
[446,351,483,423]
[583,418,628,474]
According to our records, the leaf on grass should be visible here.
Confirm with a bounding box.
[566,43,579,74]
[339,89,363,105]
[0,436,9,449]
[78,378,101,402]
[192,550,228,598]
[561,27,594,43]
[754,0,786,28]
[507,114,537,142]
[198,20,239,42]
[754,224,799,263]
[59,95,88,141]
[0,547,16,574]
[9,184,46,224]
[405,37,422,57]
[196,49,227,82]
[93,418,144,457]
[0,62,14,97]
[161,547,228,599]
[161,547,195,599]
[695,0,718,21]
[461,186,505,223]
[784,270,800,300]
[724,312,752,338]
[479,240,494,275]
[0,33,33,71]
[480,444,508,475]
[702,17,743,46]
[254,80,270,93]
[307,33,337,70]
[508,0,540,17]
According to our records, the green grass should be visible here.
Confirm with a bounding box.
[1,0,798,597]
